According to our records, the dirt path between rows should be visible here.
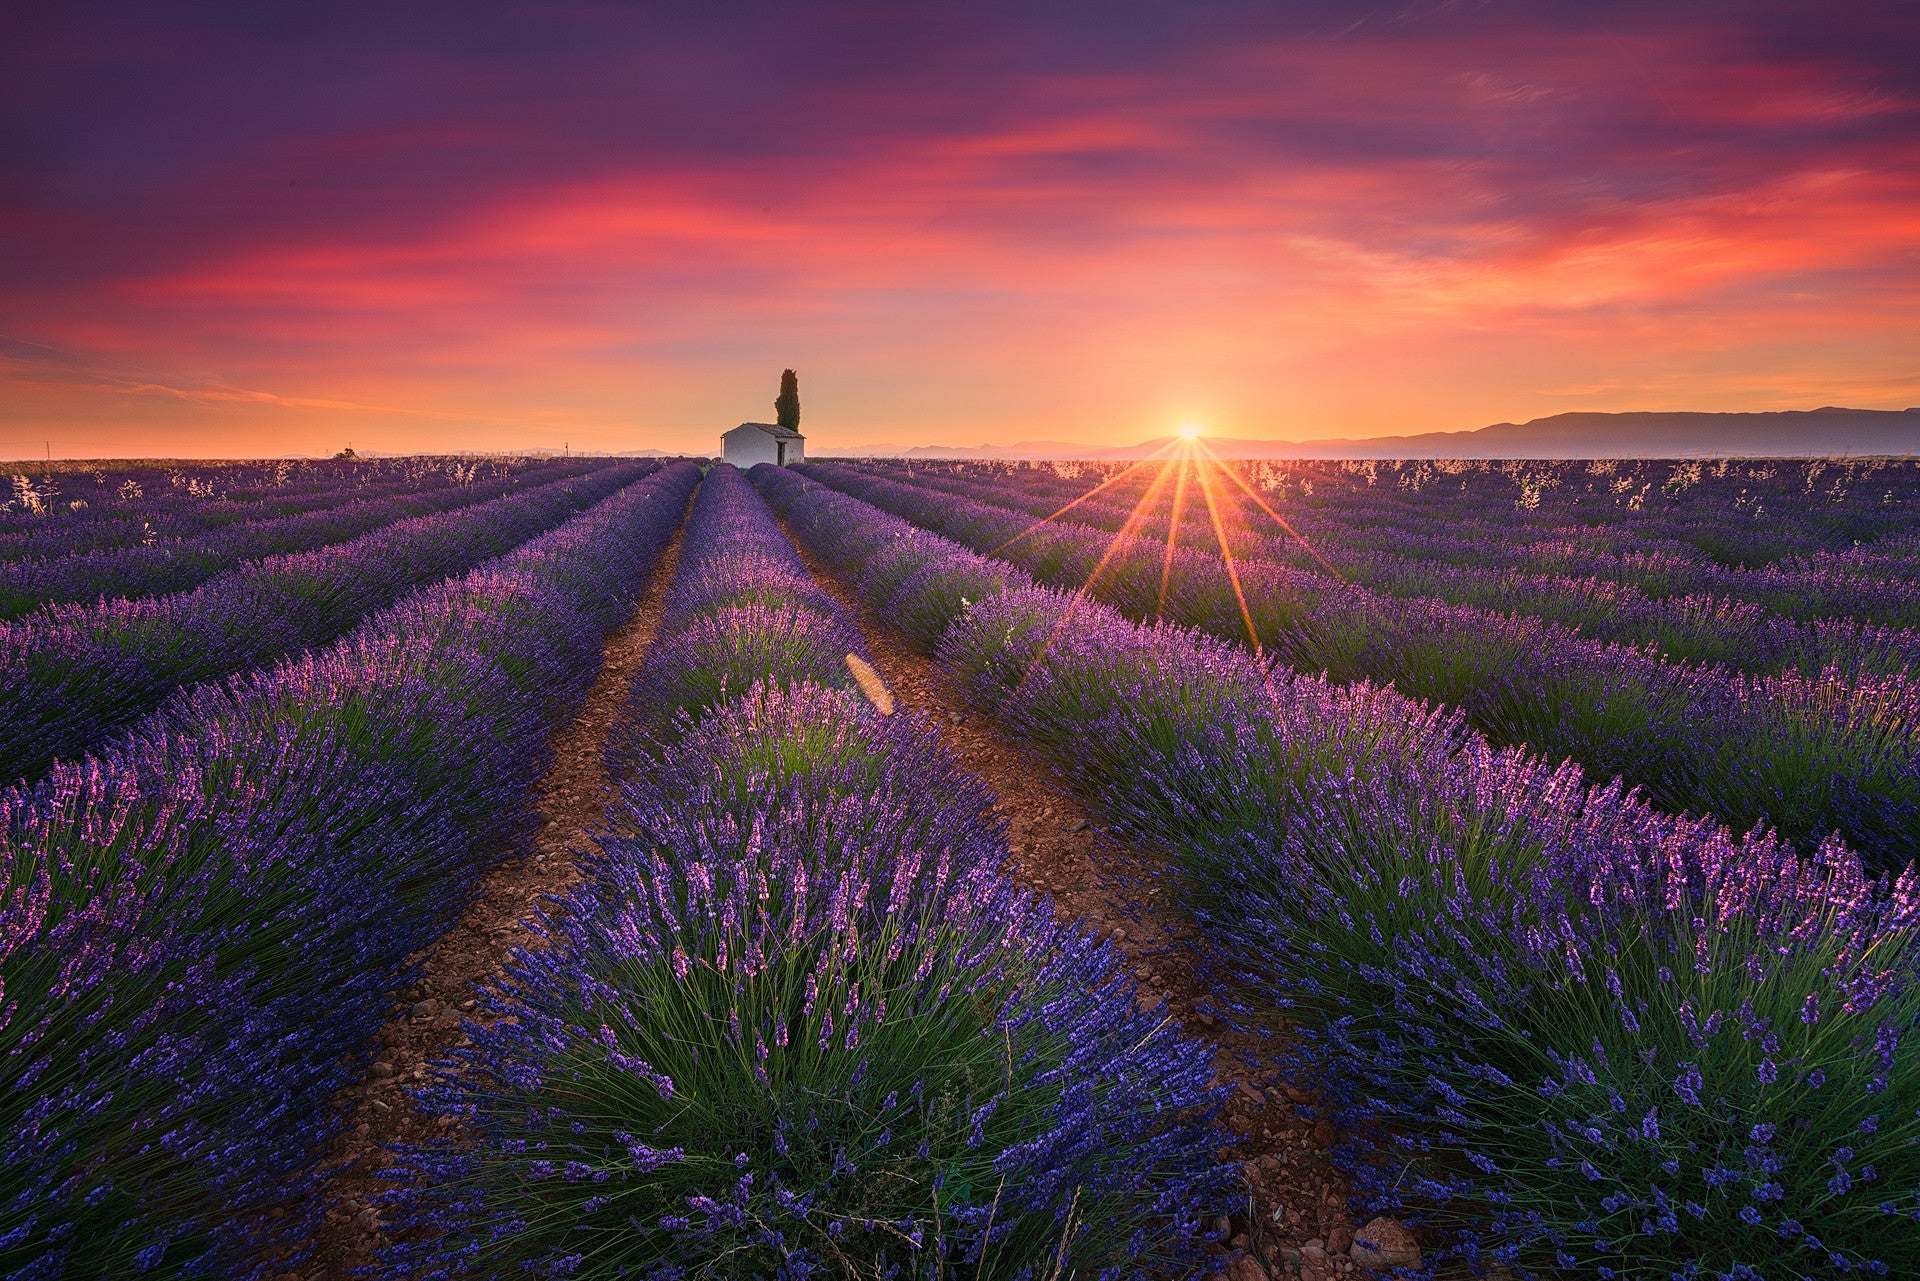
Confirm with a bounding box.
[777,519,1358,1281]
[283,499,694,1281]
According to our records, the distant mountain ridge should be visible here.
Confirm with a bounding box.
[834,408,1920,460]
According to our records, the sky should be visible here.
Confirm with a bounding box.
[3,0,1917,459]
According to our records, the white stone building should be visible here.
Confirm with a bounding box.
[721,422,804,468]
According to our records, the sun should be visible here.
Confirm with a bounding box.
[1177,423,1204,440]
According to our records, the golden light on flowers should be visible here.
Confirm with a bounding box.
[1188,444,1262,655]
[997,438,1344,697]
[1156,453,1194,620]
[845,653,894,715]
[988,439,1181,558]
[1196,440,1347,580]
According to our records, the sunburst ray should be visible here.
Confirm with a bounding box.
[1006,447,1183,699]
[989,438,1182,557]
[1190,446,1263,655]
[1195,439,1345,580]
[1156,446,1196,620]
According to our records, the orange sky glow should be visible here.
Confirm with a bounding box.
[3,2,1917,458]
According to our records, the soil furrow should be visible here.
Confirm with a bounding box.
[774,516,1354,1281]
[287,497,695,1280]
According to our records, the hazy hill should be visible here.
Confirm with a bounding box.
[838,408,1920,460]
[879,438,1098,459]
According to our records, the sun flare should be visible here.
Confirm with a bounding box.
[1177,423,1204,440]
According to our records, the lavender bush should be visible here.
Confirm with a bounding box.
[384,685,1230,1280]
[1250,766,1920,1279]
[632,598,868,732]
[0,457,589,563]
[0,463,698,1279]
[611,466,868,757]
[0,461,656,787]
[0,457,600,617]
[755,462,1920,1278]
[794,462,1920,871]
[379,466,1234,1278]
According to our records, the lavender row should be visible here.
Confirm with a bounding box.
[1052,456,1920,569]
[918,461,1920,689]
[1002,457,1920,665]
[0,461,658,787]
[755,461,1920,1279]
[886,459,1920,626]
[801,462,1920,872]
[0,462,335,543]
[0,462,698,1280]
[863,458,1920,624]
[864,460,1920,655]
[1291,508,1920,613]
[0,459,615,618]
[616,460,875,743]
[0,457,566,555]
[0,465,361,557]
[852,457,1896,573]
[1358,535,1920,633]
[376,464,1233,1279]
[1292,457,1920,567]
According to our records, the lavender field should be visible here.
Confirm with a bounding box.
[4,455,1918,1280]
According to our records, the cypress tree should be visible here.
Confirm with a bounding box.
[774,369,800,431]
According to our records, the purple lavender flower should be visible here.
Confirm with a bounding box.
[0,462,699,1276]
[378,468,1233,1278]
[0,459,665,786]
[793,459,1920,869]
[757,460,1920,1279]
